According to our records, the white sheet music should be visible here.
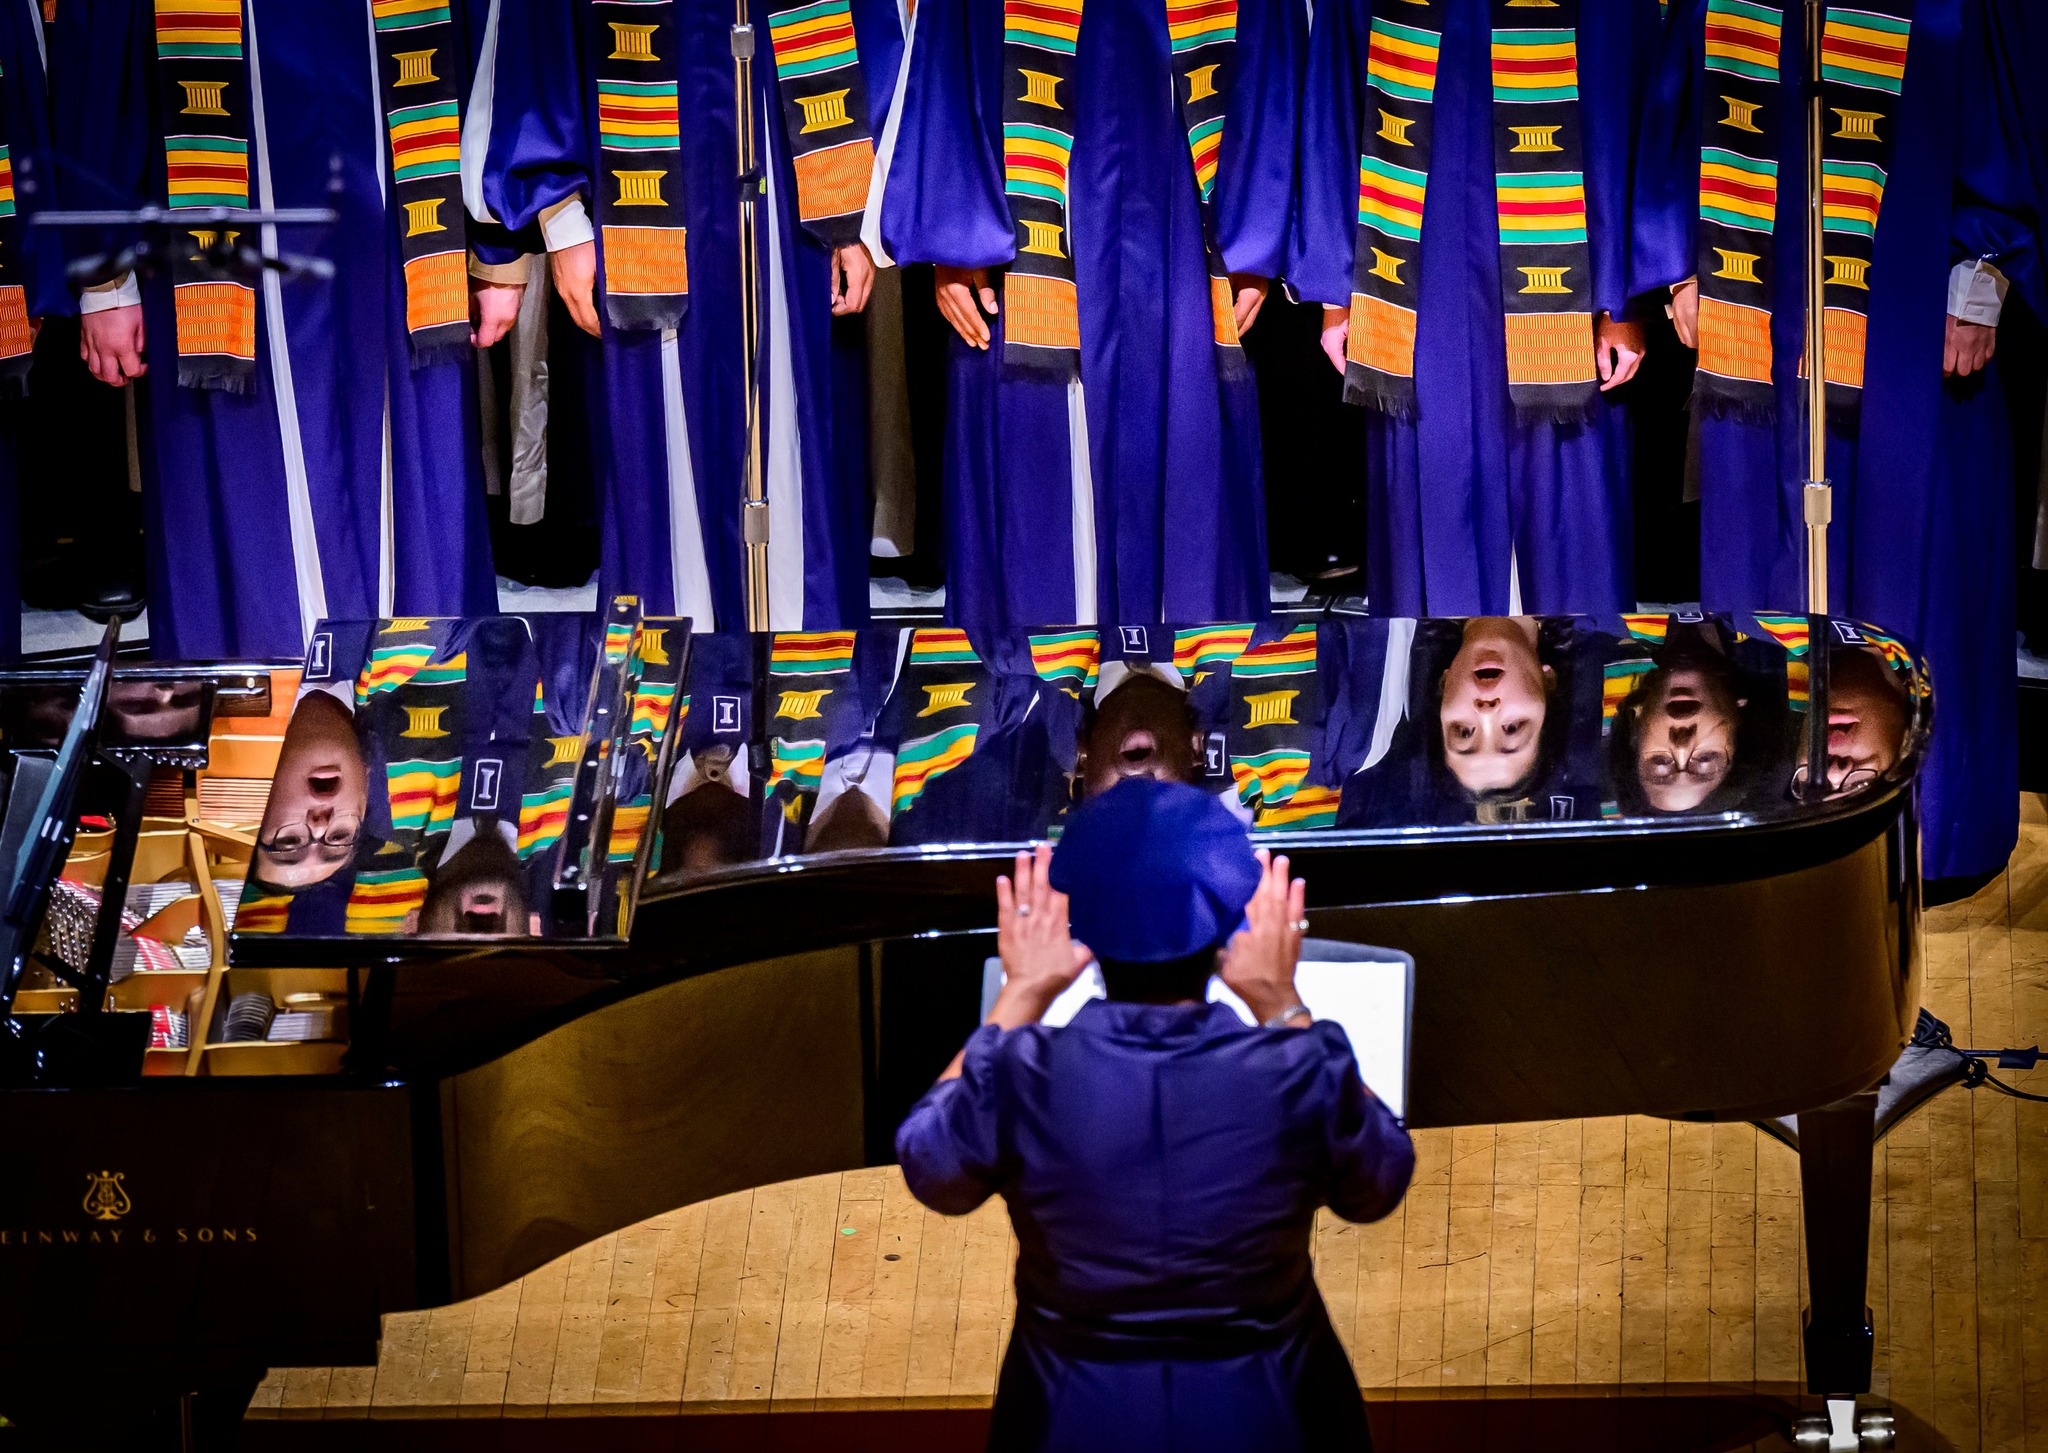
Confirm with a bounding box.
[988,954,1413,1120]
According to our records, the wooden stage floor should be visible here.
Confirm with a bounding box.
[245,799,2048,1452]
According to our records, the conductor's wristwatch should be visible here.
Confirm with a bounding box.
[1261,1004,1311,1029]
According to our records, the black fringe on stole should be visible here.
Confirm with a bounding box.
[605,295,687,333]
[179,363,252,394]
[409,330,475,371]
[0,357,32,398]
[1511,397,1601,429]
[1690,380,1777,427]
[1343,378,1418,420]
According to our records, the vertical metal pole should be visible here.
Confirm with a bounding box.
[1802,0,1831,618]
[733,0,772,630]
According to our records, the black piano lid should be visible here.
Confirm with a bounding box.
[222,608,1927,974]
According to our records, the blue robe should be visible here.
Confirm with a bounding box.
[897,1002,1413,1453]
[1292,0,1660,618]
[1631,0,2039,881]
[877,0,1301,630]
[50,0,501,661]
[472,0,900,631]
[0,0,71,661]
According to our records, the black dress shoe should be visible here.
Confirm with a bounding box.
[77,583,147,624]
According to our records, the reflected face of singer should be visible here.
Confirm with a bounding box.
[1633,666,1738,812]
[1081,674,1202,800]
[1439,617,1550,796]
[1821,647,1907,797]
[255,692,369,889]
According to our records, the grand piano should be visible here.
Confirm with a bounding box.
[0,602,1923,1449]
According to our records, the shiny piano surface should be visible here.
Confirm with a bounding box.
[0,607,1926,1443]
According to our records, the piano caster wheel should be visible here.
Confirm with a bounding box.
[1793,1399,1896,1450]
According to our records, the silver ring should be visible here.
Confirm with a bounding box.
[1292,918,1310,932]
[1015,904,1033,919]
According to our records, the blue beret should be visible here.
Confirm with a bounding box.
[1049,777,1261,963]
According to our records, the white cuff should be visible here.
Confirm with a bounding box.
[80,273,141,313]
[1948,258,2007,327]
[538,198,594,252]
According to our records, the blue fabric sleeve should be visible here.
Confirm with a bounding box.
[49,0,154,285]
[1215,0,1305,279]
[1952,0,2042,317]
[6,0,71,316]
[1581,0,1664,319]
[895,1023,1008,1215]
[878,0,1015,269]
[1627,0,1703,296]
[849,0,906,139]
[1287,0,1364,307]
[1315,1023,1415,1224]
[474,0,594,233]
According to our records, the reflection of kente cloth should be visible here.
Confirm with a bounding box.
[1632,0,2037,880]
[896,1003,1412,1453]
[878,0,1302,628]
[472,0,900,630]
[884,627,1078,845]
[1292,0,1661,616]
[52,0,502,659]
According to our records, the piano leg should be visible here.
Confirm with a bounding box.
[1798,1089,1878,1407]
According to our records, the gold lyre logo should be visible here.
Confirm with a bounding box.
[918,682,975,716]
[639,628,670,666]
[1019,219,1066,257]
[403,198,446,237]
[1376,109,1414,146]
[776,688,831,720]
[177,79,228,115]
[393,48,438,86]
[1517,265,1572,294]
[1185,63,1220,102]
[82,1171,131,1223]
[1019,69,1063,107]
[1832,108,1881,141]
[1367,246,1405,284]
[1243,690,1300,728]
[1509,124,1562,153]
[608,21,659,59]
[546,734,586,766]
[402,705,449,738]
[1824,255,1870,289]
[1719,95,1762,132]
[1711,247,1761,284]
[383,617,432,632]
[187,227,240,260]
[795,89,854,132]
[1504,0,1558,7]
[614,169,668,206]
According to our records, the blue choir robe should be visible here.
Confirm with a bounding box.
[875,0,1302,630]
[0,0,72,661]
[471,0,900,631]
[1631,0,2039,881]
[50,0,501,662]
[898,1003,1414,1452]
[1292,0,1661,619]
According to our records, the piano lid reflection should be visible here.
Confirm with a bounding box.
[0,605,1926,1445]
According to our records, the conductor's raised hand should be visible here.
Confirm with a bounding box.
[1221,849,1309,1027]
[989,843,1090,1029]
[935,264,997,349]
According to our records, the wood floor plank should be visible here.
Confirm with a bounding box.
[815,1183,884,1402]
[949,1197,1014,1402]
[1483,1181,1538,1389]
[857,1169,930,1402]
[1884,1107,1937,1424]
[1707,1124,1757,1387]
[593,1219,664,1404]
[1440,1125,1495,1386]
[1975,1179,2024,1453]
[1352,1198,1407,1390]
[635,1201,709,1408]
[768,1171,844,1407]
[1575,1181,1623,1386]
[726,1180,797,1404]
[678,1190,754,1405]
[1665,1120,1714,1386]
[1620,1116,1670,1387]
[905,1202,971,1400]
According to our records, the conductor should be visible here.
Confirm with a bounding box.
[896,779,1414,1450]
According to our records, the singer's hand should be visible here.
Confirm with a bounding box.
[1231,273,1269,336]
[470,279,525,349]
[1944,314,1995,378]
[1669,277,1699,349]
[81,304,147,385]
[1595,312,1646,392]
[936,264,997,349]
[1320,305,1349,375]
[551,241,602,338]
[831,243,875,316]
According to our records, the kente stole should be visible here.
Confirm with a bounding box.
[1226,623,1329,828]
[372,0,471,366]
[890,629,982,817]
[1693,0,1910,421]
[764,630,860,834]
[1345,0,1598,422]
[591,0,690,329]
[998,0,1243,375]
[153,0,257,390]
[764,0,879,247]
[0,59,34,390]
